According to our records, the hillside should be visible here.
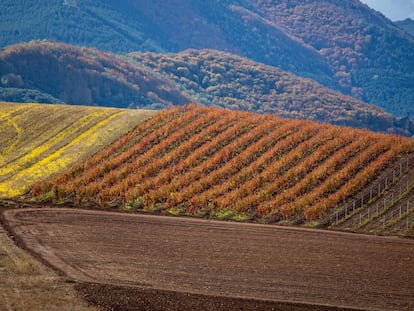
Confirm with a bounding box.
[0,42,190,109]
[396,18,414,37]
[31,105,414,224]
[1,0,413,118]
[0,102,154,197]
[251,0,414,117]
[0,0,333,88]
[2,42,412,136]
[129,49,399,132]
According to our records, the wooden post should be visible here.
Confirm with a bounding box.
[400,205,402,218]
[392,192,394,206]
[385,177,388,188]
[360,213,362,225]
[370,188,373,201]
[383,216,385,229]
[368,207,370,220]
[378,183,381,194]
[353,200,356,211]
[336,211,338,225]
[400,163,402,175]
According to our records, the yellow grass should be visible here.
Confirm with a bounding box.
[0,102,155,197]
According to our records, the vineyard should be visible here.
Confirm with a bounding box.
[327,156,414,237]
[0,102,155,197]
[31,105,414,223]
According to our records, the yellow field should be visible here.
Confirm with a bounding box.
[0,102,155,197]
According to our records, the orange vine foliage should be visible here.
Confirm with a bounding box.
[32,105,414,222]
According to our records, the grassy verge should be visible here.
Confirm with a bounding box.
[0,222,95,310]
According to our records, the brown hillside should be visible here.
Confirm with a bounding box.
[130,49,396,133]
[0,41,190,108]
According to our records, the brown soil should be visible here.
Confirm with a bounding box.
[3,208,414,311]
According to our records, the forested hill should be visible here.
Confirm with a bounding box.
[1,0,413,119]
[250,0,414,117]
[1,41,413,136]
[129,49,395,132]
[0,0,333,89]
[395,19,414,37]
[0,42,191,109]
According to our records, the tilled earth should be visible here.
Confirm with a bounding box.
[3,208,414,310]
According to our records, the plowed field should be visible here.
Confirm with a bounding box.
[3,208,414,310]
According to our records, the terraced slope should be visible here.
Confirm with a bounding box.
[0,102,155,197]
[32,105,414,224]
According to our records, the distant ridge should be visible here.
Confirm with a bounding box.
[1,41,412,135]
[395,18,414,37]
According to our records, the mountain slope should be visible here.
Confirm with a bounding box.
[250,0,414,117]
[31,105,414,223]
[1,0,413,118]
[129,49,396,132]
[2,42,411,135]
[0,102,154,197]
[395,18,414,37]
[0,42,190,108]
[0,0,334,88]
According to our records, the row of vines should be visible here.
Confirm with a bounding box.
[32,105,414,222]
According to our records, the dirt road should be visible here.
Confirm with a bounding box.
[3,208,414,310]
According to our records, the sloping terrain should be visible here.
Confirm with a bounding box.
[2,42,411,135]
[329,157,414,237]
[0,0,333,87]
[31,105,414,224]
[250,0,414,117]
[395,18,414,37]
[1,0,413,118]
[0,102,155,197]
[130,49,399,132]
[0,42,191,108]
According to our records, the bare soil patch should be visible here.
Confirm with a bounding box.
[3,208,414,310]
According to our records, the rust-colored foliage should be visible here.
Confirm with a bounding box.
[32,105,414,222]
